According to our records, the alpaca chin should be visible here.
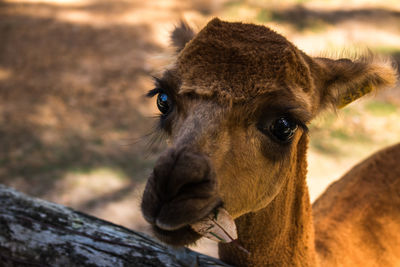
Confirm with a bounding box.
[151,224,201,247]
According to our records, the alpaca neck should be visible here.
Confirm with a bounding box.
[218,135,317,266]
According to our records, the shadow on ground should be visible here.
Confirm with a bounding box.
[0,2,164,208]
[257,5,400,33]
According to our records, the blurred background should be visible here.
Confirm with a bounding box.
[1,0,399,258]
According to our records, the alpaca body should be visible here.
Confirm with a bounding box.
[314,143,400,266]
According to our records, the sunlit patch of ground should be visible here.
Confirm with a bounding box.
[308,97,400,201]
[0,68,12,81]
[1,0,399,260]
[46,167,149,231]
[6,0,91,4]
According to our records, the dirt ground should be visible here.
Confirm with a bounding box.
[1,0,399,258]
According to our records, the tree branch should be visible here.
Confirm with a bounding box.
[0,185,231,267]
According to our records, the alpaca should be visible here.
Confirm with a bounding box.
[313,142,400,266]
[141,18,399,266]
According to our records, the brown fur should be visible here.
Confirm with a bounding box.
[312,55,397,111]
[177,19,314,105]
[313,143,400,266]
[171,21,195,52]
[219,134,316,266]
[141,18,399,266]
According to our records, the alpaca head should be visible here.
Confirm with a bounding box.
[141,18,397,246]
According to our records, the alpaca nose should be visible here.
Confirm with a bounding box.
[154,148,212,200]
[141,147,220,230]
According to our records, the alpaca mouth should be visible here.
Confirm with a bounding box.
[152,224,202,246]
[150,198,223,231]
[150,202,224,246]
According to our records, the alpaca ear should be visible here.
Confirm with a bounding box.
[171,21,195,53]
[314,56,397,110]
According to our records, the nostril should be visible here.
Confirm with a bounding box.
[175,179,215,199]
[153,151,176,182]
[166,152,212,199]
[151,148,214,201]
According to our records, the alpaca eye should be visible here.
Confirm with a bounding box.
[270,117,298,143]
[157,93,171,114]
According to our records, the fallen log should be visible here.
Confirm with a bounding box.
[0,184,230,267]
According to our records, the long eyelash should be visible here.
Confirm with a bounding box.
[276,111,309,134]
[286,115,308,133]
[282,108,310,133]
[146,76,163,98]
[143,127,168,158]
[121,119,167,158]
[296,120,309,133]
[148,76,176,99]
[135,77,173,157]
[147,88,161,98]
